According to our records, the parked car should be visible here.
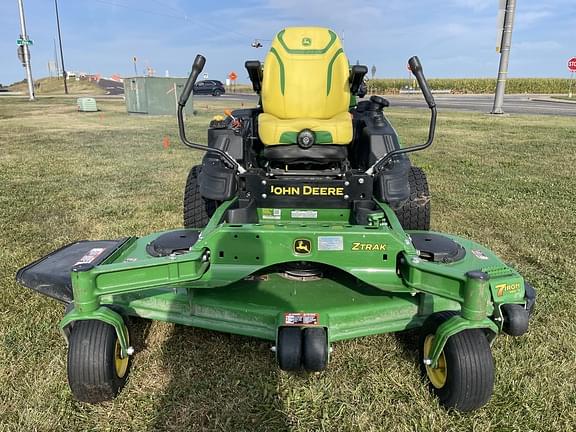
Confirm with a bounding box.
[193,80,225,96]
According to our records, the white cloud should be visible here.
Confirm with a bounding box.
[448,0,493,12]
[515,10,553,27]
[515,40,562,51]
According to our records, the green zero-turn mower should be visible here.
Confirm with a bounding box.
[17,27,536,411]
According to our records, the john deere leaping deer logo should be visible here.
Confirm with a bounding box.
[294,239,312,254]
[302,37,312,47]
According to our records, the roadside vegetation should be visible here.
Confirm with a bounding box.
[368,77,574,94]
[9,77,105,95]
[0,97,575,431]
[236,78,574,95]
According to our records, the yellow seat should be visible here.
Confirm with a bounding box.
[259,27,352,146]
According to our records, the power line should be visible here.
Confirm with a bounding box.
[147,0,185,16]
[147,0,253,40]
[91,0,252,43]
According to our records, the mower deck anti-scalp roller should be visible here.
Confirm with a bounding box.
[17,27,535,411]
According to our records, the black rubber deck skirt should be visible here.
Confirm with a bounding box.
[15,238,130,304]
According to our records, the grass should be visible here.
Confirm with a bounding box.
[9,77,105,95]
[550,95,576,102]
[1,96,575,432]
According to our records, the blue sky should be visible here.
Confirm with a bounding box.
[1,0,574,85]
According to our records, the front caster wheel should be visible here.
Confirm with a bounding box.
[277,327,302,371]
[67,320,131,403]
[419,311,494,412]
[501,304,529,336]
[302,327,328,372]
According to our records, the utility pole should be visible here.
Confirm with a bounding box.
[54,0,68,94]
[491,0,517,114]
[17,0,35,101]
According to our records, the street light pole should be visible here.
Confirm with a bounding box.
[491,0,517,114]
[54,0,68,94]
[16,0,35,101]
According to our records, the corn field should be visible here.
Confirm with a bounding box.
[367,78,572,94]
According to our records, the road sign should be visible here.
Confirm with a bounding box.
[17,46,26,66]
[228,71,238,81]
[568,57,576,72]
[17,38,33,46]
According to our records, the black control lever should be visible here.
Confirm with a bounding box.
[179,55,206,107]
[366,56,437,175]
[245,60,263,93]
[177,54,245,173]
[408,56,436,108]
[350,65,368,95]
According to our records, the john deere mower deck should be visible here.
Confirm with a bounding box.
[17,27,535,411]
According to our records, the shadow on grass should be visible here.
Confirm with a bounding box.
[149,325,289,432]
[129,316,154,353]
[394,329,420,364]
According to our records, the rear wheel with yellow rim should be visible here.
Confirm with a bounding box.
[67,320,131,403]
[419,311,494,412]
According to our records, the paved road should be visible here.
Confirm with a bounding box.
[97,78,124,95]
[196,93,576,116]
[387,94,576,116]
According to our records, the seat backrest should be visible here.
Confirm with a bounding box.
[261,27,350,120]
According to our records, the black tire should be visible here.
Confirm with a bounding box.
[524,282,536,316]
[394,166,431,230]
[501,304,529,336]
[302,327,328,372]
[212,89,222,97]
[183,165,217,228]
[277,327,302,371]
[67,320,130,403]
[419,311,494,412]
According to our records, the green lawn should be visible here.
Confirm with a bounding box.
[0,97,575,431]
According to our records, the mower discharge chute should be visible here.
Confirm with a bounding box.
[17,27,535,412]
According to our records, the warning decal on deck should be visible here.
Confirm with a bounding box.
[290,210,318,219]
[318,236,343,251]
[262,208,281,220]
[471,249,489,260]
[74,248,106,266]
[284,312,319,326]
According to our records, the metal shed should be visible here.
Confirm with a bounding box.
[124,77,195,115]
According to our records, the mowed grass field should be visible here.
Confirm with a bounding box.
[0,96,575,432]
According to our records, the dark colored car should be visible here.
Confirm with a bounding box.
[193,80,225,96]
